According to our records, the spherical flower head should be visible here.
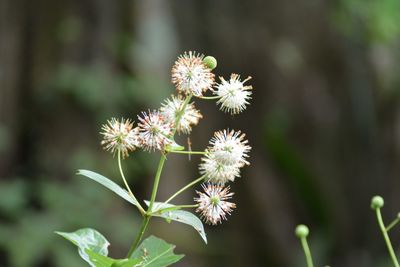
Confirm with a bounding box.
[137,110,173,152]
[203,56,217,70]
[194,183,236,225]
[160,95,202,134]
[171,51,215,96]
[100,118,140,158]
[209,129,251,166]
[295,224,309,238]
[199,153,241,184]
[371,195,384,210]
[214,74,252,115]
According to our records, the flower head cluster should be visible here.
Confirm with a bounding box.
[199,129,251,184]
[100,118,140,158]
[160,95,202,134]
[137,110,173,151]
[194,183,236,225]
[98,52,253,230]
[213,74,252,115]
[171,51,215,96]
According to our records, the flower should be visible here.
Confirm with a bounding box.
[100,118,140,158]
[137,110,173,151]
[160,95,202,134]
[194,183,236,225]
[209,129,251,166]
[214,74,252,115]
[171,51,215,96]
[199,153,241,184]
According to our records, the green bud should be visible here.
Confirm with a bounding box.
[295,224,309,238]
[203,56,217,70]
[371,195,384,210]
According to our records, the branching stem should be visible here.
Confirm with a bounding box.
[376,208,400,267]
[164,175,206,205]
[118,151,145,215]
[168,150,207,155]
[126,94,193,257]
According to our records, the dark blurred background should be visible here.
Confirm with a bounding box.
[1,0,400,266]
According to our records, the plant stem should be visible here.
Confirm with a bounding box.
[386,216,400,232]
[164,175,206,205]
[376,208,400,267]
[126,94,193,256]
[198,95,220,100]
[118,151,145,215]
[300,237,314,267]
[127,215,150,258]
[126,153,166,257]
[171,94,192,136]
[168,150,207,155]
[150,204,199,215]
[148,154,167,212]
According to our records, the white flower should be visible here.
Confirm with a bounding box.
[160,95,202,134]
[214,74,252,115]
[199,153,241,184]
[194,183,236,225]
[209,129,251,166]
[100,118,140,158]
[171,51,215,96]
[137,110,173,151]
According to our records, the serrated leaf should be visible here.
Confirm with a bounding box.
[56,228,110,267]
[77,169,140,208]
[145,201,207,244]
[131,236,184,267]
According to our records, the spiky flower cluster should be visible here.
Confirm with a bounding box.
[99,51,253,226]
[100,118,140,158]
[199,130,251,184]
[137,110,173,151]
[171,51,215,96]
[160,95,202,134]
[213,74,252,115]
[194,183,236,225]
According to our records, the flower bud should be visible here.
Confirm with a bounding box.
[295,224,309,238]
[203,56,217,70]
[371,195,384,210]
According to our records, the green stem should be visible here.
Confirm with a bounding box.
[198,95,220,100]
[164,175,206,205]
[150,204,199,215]
[386,216,400,232]
[376,208,400,267]
[126,94,193,256]
[171,94,193,136]
[148,154,167,212]
[300,237,314,267]
[118,151,145,215]
[126,215,150,258]
[167,150,207,155]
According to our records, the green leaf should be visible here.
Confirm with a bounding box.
[165,140,184,151]
[145,201,207,244]
[110,258,143,267]
[77,169,140,208]
[86,250,114,267]
[56,228,110,267]
[131,236,184,267]
[87,250,142,267]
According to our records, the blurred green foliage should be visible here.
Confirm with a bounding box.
[334,0,400,42]
[0,176,140,267]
